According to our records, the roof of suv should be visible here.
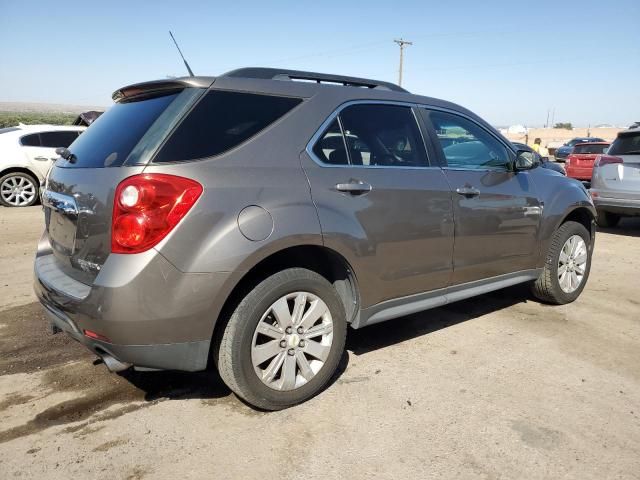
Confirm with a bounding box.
[111,67,484,131]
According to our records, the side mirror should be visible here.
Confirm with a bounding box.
[514,150,539,171]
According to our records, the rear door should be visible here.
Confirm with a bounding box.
[301,102,454,307]
[421,108,542,285]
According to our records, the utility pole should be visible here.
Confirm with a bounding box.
[394,38,413,86]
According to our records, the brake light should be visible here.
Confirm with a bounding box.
[112,174,202,254]
[595,155,623,167]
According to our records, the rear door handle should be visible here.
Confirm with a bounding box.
[455,186,480,197]
[335,181,372,195]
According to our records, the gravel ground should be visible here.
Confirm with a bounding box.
[0,206,639,479]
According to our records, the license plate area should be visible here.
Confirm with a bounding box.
[42,190,79,256]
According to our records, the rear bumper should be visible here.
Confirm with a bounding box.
[33,232,229,371]
[592,195,640,216]
[566,166,592,181]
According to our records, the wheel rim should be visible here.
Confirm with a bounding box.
[558,235,588,293]
[1,175,37,206]
[251,291,333,391]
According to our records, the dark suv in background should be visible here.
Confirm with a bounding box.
[34,68,596,410]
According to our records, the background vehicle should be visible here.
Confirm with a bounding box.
[554,137,606,162]
[34,68,596,410]
[590,128,640,227]
[512,142,566,175]
[0,124,85,207]
[565,142,610,183]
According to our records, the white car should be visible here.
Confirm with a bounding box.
[0,124,85,207]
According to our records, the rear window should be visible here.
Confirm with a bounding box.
[608,132,640,156]
[40,131,80,148]
[573,144,609,154]
[153,91,302,163]
[65,93,180,168]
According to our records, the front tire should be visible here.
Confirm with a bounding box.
[596,210,620,228]
[216,268,347,410]
[0,172,39,207]
[531,221,592,305]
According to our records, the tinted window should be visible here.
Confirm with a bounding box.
[312,120,349,165]
[20,133,41,147]
[40,131,79,148]
[66,93,179,168]
[154,91,302,163]
[573,143,609,154]
[608,132,640,155]
[429,111,510,169]
[338,104,427,167]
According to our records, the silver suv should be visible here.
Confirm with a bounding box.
[34,68,596,410]
[590,127,640,227]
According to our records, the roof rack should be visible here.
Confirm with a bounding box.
[221,68,408,93]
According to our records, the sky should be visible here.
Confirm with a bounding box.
[1,0,638,127]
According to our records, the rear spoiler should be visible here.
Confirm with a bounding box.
[112,77,215,103]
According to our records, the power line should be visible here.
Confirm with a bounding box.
[393,38,413,86]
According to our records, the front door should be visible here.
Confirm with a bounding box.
[301,103,454,308]
[422,109,542,285]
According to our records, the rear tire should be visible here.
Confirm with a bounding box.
[531,221,592,305]
[596,210,620,228]
[216,268,347,410]
[0,172,39,207]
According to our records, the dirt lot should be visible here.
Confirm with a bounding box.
[1,206,639,479]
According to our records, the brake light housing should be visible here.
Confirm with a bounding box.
[595,155,623,167]
[112,174,203,254]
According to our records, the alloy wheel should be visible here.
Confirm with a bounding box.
[558,235,588,293]
[251,291,334,391]
[0,175,37,206]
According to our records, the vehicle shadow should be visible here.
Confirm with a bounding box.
[597,217,640,238]
[118,367,231,402]
[347,283,531,356]
[116,285,531,409]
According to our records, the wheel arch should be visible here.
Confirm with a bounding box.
[208,244,359,362]
[0,166,42,184]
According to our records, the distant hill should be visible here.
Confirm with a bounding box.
[0,101,107,114]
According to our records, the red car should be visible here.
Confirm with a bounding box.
[565,142,610,181]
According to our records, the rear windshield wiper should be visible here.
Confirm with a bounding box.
[55,147,76,163]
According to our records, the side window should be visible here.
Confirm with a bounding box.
[154,91,302,163]
[428,110,510,170]
[20,134,41,147]
[312,119,349,165]
[40,131,79,148]
[339,104,428,167]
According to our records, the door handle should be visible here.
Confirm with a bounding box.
[455,186,480,197]
[34,156,51,161]
[335,181,372,195]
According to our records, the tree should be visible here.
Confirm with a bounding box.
[554,122,573,130]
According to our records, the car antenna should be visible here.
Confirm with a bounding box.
[169,30,194,77]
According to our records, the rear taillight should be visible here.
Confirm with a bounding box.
[112,174,202,254]
[595,155,623,167]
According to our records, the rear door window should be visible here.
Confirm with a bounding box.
[153,91,302,163]
[20,133,41,147]
[339,104,427,167]
[608,132,640,155]
[40,131,80,148]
